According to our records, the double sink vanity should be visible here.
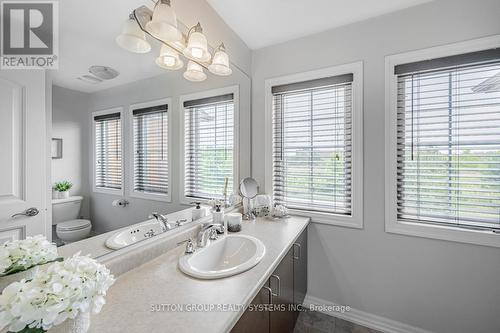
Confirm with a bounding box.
[57,214,309,333]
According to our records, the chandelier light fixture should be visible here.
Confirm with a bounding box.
[116,1,232,82]
[116,14,152,54]
[183,23,211,62]
[183,61,207,82]
[145,0,182,43]
[156,44,184,70]
[208,43,232,76]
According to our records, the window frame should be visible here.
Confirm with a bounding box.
[179,85,240,205]
[265,62,364,228]
[91,107,125,196]
[385,35,500,248]
[128,98,172,202]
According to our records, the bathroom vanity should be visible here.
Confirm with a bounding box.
[231,222,308,333]
[63,216,309,333]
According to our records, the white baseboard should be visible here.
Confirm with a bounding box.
[303,295,434,333]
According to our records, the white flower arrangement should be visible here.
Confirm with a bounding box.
[0,253,115,333]
[0,236,61,276]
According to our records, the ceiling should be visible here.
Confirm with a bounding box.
[53,0,166,93]
[206,0,432,50]
[53,0,432,93]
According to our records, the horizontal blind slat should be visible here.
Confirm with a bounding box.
[184,98,234,200]
[272,78,353,215]
[133,108,169,195]
[94,116,122,190]
[396,60,500,229]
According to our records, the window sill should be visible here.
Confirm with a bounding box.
[386,219,500,248]
[93,187,123,196]
[288,208,363,229]
[130,191,171,203]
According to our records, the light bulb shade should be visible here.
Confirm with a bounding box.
[208,49,232,76]
[183,31,211,62]
[183,61,207,82]
[155,45,183,70]
[145,1,182,43]
[116,18,151,53]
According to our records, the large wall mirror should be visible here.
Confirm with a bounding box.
[49,0,251,260]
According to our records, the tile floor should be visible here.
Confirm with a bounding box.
[294,310,382,333]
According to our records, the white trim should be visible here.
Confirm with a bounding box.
[385,35,500,248]
[127,98,172,203]
[264,62,364,229]
[179,85,240,205]
[303,295,434,333]
[91,107,125,196]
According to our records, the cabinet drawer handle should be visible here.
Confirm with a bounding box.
[270,274,281,297]
[293,242,301,260]
[262,286,273,304]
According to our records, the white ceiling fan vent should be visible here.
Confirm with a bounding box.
[89,65,120,80]
[77,75,103,84]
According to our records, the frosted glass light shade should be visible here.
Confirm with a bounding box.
[208,46,232,76]
[155,45,183,70]
[116,18,151,53]
[183,29,211,62]
[145,0,182,43]
[183,61,207,82]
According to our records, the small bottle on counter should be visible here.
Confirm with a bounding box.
[212,204,224,226]
[191,202,206,221]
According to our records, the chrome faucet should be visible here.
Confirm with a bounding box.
[197,223,223,248]
[149,212,171,232]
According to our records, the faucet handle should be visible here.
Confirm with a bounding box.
[177,238,195,254]
[149,212,158,219]
[209,228,218,240]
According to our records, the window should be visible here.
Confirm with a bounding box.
[266,63,363,227]
[132,103,169,199]
[183,92,235,201]
[386,37,500,247]
[93,110,122,193]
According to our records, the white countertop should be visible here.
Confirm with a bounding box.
[85,216,309,333]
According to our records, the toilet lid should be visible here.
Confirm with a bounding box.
[57,219,91,231]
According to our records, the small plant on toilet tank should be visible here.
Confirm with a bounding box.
[53,181,73,199]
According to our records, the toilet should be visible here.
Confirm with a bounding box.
[52,196,92,243]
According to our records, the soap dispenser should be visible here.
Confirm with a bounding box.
[212,204,224,227]
[191,202,206,221]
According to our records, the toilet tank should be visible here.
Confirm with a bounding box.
[52,196,83,225]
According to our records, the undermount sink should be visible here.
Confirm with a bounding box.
[105,220,162,250]
[178,235,266,279]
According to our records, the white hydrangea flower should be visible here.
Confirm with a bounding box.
[0,253,115,332]
[0,235,59,276]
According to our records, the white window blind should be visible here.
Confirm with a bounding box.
[272,74,353,215]
[94,112,122,190]
[395,50,500,230]
[133,104,168,195]
[184,94,234,200]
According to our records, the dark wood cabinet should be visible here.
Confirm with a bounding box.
[270,249,295,333]
[231,227,308,333]
[293,226,307,316]
[231,281,271,333]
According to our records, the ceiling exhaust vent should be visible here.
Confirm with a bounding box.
[77,75,103,84]
[89,66,120,80]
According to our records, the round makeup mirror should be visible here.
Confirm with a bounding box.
[239,177,259,199]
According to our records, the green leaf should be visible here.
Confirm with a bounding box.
[53,180,73,192]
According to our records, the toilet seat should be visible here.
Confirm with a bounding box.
[56,219,91,231]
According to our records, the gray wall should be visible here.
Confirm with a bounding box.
[87,69,251,233]
[251,0,500,332]
[51,86,91,219]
